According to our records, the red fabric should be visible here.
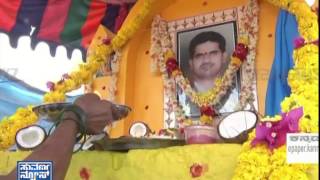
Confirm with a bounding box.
[80,0,107,48]
[37,0,72,43]
[0,0,22,31]
[114,3,129,32]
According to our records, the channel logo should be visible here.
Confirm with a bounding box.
[17,161,52,180]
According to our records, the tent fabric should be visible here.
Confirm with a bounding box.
[265,10,300,116]
[0,0,135,60]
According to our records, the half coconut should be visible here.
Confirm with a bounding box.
[217,110,258,143]
[15,125,47,150]
[129,122,151,138]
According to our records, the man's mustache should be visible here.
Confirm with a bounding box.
[200,63,214,69]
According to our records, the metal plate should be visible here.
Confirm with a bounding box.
[32,102,71,120]
[32,102,132,122]
[92,136,186,152]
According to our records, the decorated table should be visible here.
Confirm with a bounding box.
[0,144,318,180]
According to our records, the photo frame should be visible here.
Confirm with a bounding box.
[163,6,259,128]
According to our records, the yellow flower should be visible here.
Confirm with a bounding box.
[171,70,181,77]
[260,115,282,122]
[183,119,193,126]
[43,91,66,103]
[164,50,175,60]
[234,0,318,179]
[231,57,242,67]
[199,115,212,125]
[238,35,249,45]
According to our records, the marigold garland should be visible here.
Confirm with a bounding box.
[232,0,319,179]
[0,0,154,150]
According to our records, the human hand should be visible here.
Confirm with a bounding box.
[73,93,126,134]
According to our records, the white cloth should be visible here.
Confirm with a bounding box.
[218,88,239,113]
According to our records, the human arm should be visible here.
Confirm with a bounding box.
[0,93,121,180]
[2,119,79,180]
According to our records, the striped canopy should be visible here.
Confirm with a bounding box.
[0,0,135,59]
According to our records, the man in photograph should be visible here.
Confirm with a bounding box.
[188,31,227,92]
[178,31,239,117]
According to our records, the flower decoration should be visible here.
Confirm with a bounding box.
[105,50,122,102]
[200,105,215,116]
[251,107,303,150]
[62,73,71,79]
[233,0,319,175]
[190,163,208,178]
[79,167,90,180]
[46,81,55,91]
[294,37,305,49]
[232,43,249,61]
[150,0,258,130]
[165,57,179,76]
[199,105,215,125]
[294,37,319,49]
[102,37,112,45]
[234,0,319,178]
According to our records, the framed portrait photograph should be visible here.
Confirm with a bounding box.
[162,6,259,128]
[176,22,240,118]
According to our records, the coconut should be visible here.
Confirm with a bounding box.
[15,125,47,150]
[217,110,258,143]
[129,122,151,137]
[73,143,82,152]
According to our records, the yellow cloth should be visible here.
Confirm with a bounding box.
[0,144,318,180]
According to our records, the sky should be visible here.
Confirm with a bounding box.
[0,33,84,96]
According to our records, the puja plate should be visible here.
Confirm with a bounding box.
[32,102,131,121]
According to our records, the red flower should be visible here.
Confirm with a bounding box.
[179,128,184,135]
[190,163,207,178]
[46,81,55,91]
[79,167,90,180]
[165,57,179,75]
[200,106,215,117]
[232,43,248,61]
[102,38,112,45]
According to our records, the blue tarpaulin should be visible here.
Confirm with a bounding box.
[0,69,78,120]
[265,10,300,116]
